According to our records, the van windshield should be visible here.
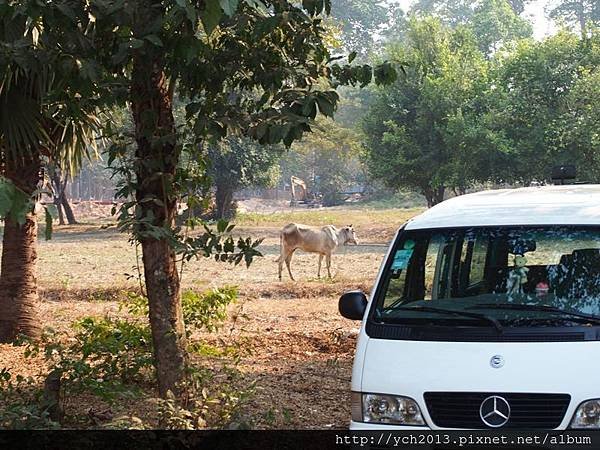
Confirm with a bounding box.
[374,226,600,329]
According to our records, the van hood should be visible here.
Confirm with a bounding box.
[359,338,600,429]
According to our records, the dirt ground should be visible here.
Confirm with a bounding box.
[0,206,420,429]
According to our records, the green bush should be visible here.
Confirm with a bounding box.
[25,318,153,401]
[13,286,251,428]
[182,286,238,333]
[0,368,60,430]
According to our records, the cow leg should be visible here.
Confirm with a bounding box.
[285,250,296,281]
[278,247,286,281]
[326,253,332,278]
[318,254,324,278]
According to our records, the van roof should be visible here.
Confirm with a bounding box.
[405,184,600,230]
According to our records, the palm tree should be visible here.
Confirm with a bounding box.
[0,2,101,341]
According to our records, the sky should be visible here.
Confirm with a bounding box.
[523,0,557,39]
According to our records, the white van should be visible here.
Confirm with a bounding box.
[339,185,600,430]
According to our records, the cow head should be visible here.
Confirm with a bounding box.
[342,225,358,245]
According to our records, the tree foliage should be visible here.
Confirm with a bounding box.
[491,30,600,182]
[280,116,363,206]
[207,137,282,219]
[329,0,407,57]
[471,0,532,53]
[410,0,532,54]
[363,18,508,206]
[547,0,600,36]
[87,0,398,399]
[364,14,600,202]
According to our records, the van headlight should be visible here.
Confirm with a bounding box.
[352,392,426,426]
[570,400,600,428]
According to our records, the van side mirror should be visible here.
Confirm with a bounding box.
[339,290,368,320]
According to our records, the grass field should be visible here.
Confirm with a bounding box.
[236,206,421,228]
[0,206,423,429]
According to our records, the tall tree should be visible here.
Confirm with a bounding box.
[0,1,102,341]
[490,31,593,183]
[93,0,396,399]
[48,163,78,225]
[363,18,503,206]
[471,0,532,53]
[547,0,600,36]
[208,137,281,220]
[547,32,600,181]
[411,0,474,26]
[330,0,406,56]
[411,0,532,54]
[506,0,532,15]
[280,117,363,206]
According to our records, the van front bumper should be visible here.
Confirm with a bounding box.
[350,421,431,430]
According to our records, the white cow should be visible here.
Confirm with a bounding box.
[277,223,358,281]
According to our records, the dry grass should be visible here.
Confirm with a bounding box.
[236,206,420,228]
[1,206,422,429]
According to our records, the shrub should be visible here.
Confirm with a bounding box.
[24,319,153,401]
[14,286,251,428]
[182,286,238,333]
[0,368,60,429]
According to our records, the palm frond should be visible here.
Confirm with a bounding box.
[0,76,49,161]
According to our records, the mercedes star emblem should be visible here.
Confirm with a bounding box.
[490,354,505,368]
[479,395,511,428]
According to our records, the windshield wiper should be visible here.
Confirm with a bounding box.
[389,305,504,333]
[467,303,600,326]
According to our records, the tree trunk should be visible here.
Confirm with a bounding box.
[0,154,42,342]
[131,21,188,400]
[215,183,235,220]
[423,188,434,208]
[50,166,77,225]
[423,186,445,208]
[50,167,66,225]
[61,193,77,225]
[433,186,445,205]
[55,196,66,225]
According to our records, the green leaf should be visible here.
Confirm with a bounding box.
[374,62,398,85]
[302,0,324,16]
[130,38,145,49]
[144,35,163,47]
[201,0,223,35]
[216,219,228,233]
[348,51,357,63]
[46,204,59,220]
[219,0,239,17]
[9,190,32,226]
[0,178,16,218]
[315,95,335,117]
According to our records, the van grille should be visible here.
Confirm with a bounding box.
[424,392,571,429]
